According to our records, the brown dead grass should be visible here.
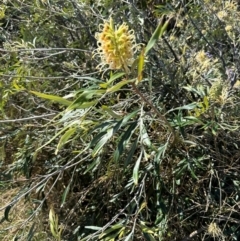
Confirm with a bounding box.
[0,183,51,241]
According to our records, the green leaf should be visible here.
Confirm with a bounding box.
[203,95,209,109]
[185,116,204,124]
[143,233,157,241]
[61,183,71,208]
[124,138,139,167]
[85,226,102,231]
[99,222,125,239]
[188,166,198,180]
[102,105,123,119]
[133,150,143,185]
[36,124,76,151]
[89,121,119,149]
[91,110,139,155]
[114,121,138,162]
[145,18,170,55]
[4,204,13,222]
[84,157,101,174]
[90,120,116,133]
[121,109,139,126]
[136,48,145,84]
[140,123,151,148]
[55,128,76,154]
[30,91,71,106]
[26,223,36,241]
[154,143,168,164]
[92,128,114,157]
[74,100,98,109]
[107,79,134,93]
[67,89,105,110]
[166,103,197,114]
[107,72,125,85]
[74,76,102,83]
[90,131,108,147]
[124,231,133,241]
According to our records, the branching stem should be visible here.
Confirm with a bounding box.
[131,83,176,143]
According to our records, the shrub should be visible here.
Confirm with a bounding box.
[1,0,240,240]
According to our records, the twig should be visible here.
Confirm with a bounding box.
[0,151,87,212]
[0,47,91,53]
[132,83,176,142]
[24,50,66,60]
[85,175,147,241]
[0,72,100,80]
[0,113,56,123]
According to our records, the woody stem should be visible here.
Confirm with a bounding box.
[131,83,176,141]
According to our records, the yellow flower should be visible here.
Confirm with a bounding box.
[225,25,233,32]
[217,10,228,21]
[94,18,137,71]
[225,1,238,11]
[208,80,223,101]
[195,50,208,64]
[207,222,224,240]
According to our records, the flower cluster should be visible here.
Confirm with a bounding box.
[208,80,223,100]
[195,50,213,70]
[217,10,228,21]
[94,18,137,71]
[195,50,207,64]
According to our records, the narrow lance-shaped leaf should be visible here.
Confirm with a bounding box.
[124,231,134,241]
[99,222,125,239]
[124,138,139,168]
[154,142,168,164]
[84,226,102,231]
[114,121,138,162]
[136,48,145,84]
[30,91,71,106]
[26,223,37,241]
[61,183,71,208]
[84,156,101,174]
[133,149,143,185]
[143,233,157,241]
[145,18,170,55]
[67,89,105,110]
[166,102,197,114]
[102,105,123,119]
[107,79,134,93]
[36,125,71,152]
[49,207,58,238]
[99,72,125,88]
[92,128,114,157]
[55,127,76,155]
[4,204,13,222]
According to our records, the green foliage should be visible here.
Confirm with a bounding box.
[1,0,240,240]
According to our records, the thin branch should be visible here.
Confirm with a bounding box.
[0,152,87,212]
[0,47,91,53]
[182,0,226,71]
[23,51,66,60]
[0,113,56,123]
[132,83,175,135]
[0,74,68,80]
[0,72,100,79]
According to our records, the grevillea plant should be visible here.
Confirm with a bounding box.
[3,1,240,240]
[94,17,138,71]
[93,17,175,138]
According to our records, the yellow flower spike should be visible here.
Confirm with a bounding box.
[94,17,138,72]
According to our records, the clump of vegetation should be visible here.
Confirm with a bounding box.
[1,0,240,240]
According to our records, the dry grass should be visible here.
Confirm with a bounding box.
[0,183,51,241]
